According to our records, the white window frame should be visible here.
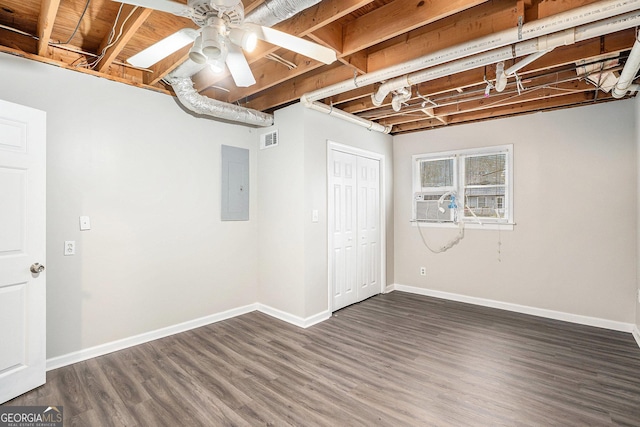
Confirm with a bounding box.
[412,144,513,230]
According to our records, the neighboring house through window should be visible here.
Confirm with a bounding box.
[413,145,513,228]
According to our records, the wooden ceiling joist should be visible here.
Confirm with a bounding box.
[37,0,61,56]
[95,5,153,72]
[3,0,635,134]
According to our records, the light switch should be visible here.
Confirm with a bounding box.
[79,216,91,231]
[312,209,319,223]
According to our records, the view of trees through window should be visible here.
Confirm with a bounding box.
[420,158,453,188]
[464,153,506,218]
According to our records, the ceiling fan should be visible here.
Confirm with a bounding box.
[112,0,337,87]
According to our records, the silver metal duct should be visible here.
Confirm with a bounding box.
[167,76,274,127]
[167,0,321,126]
[245,0,321,27]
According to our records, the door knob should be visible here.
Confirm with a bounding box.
[30,263,45,274]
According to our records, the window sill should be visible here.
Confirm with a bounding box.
[411,220,514,231]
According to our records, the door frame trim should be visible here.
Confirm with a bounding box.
[327,141,386,313]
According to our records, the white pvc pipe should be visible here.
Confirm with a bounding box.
[301,0,640,106]
[303,100,392,133]
[613,37,640,98]
[371,9,640,104]
[505,50,550,77]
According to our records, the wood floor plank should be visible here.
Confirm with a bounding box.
[4,292,640,425]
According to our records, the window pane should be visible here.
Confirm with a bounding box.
[420,158,453,188]
[464,187,505,218]
[465,154,505,186]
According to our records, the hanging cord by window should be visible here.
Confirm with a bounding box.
[417,220,465,254]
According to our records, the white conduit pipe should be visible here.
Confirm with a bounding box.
[613,36,640,98]
[300,0,640,107]
[496,50,551,92]
[167,76,274,127]
[304,101,392,133]
[372,9,640,105]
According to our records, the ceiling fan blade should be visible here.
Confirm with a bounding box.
[245,24,337,65]
[226,44,257,87]
[127,28,198,68]
[111,0,193,17]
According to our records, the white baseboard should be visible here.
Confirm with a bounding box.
[633,326,640,349]
[384,284,395,294]
[46,303,259,371]
[389,284,635,333]
[257,304,331,328]
[46,303,332,371]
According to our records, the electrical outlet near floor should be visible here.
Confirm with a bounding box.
[420,267,426,276]
[637,289,640,304]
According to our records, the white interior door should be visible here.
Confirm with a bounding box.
[0,99,46,403]
[331,150,358,311]
[330,148,381,311]
[356,156,380,301]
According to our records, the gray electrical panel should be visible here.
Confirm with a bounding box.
[221,145,249,221]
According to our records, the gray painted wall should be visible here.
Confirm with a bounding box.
[394,100,637,323]
[257,104,394,319]
[0,53,259,358]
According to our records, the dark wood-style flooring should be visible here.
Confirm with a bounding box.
[5,292,640,426]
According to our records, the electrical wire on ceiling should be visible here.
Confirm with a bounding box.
[86,4,138,69]
[265,53,297,70]
[53,0,92,45]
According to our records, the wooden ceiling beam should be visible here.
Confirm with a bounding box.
[95,6,153,73]
[143,46,191,86]
[239,64,358,112]
[378,79,594,125]
[228,54,324,102]
[244,0,266,14]
[0,40,168,94]
[343,0,489,56]
[366,0,520,73]
[192,0,372,92]
[37,0,61,56]
[391,91,608,133]
[224,0,492,106]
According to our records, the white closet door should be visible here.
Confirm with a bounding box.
[330,149,381,311]
[331,150,358,311]
[356,156,380,301]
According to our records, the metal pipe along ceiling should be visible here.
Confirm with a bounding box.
[167,76,274,126]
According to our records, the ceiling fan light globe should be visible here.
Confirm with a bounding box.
[229,28,258,52]
[189,35,207,64]
[189,50,207,64]
[243,32,258,52]
[203,45,222,59]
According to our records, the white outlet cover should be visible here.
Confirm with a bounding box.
[64,240,75,256]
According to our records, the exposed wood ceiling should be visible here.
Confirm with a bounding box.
[0,0,637,134]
